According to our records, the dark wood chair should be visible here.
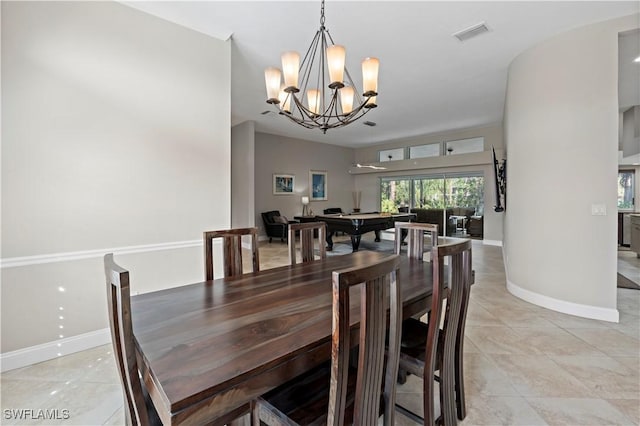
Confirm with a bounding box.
[104,253,162,426]
[394,222,439,260]
[106,254,249,425]
[204,227,260,280]
[395,239,473,425]
[287,221,327,265]
[252,254,403,426]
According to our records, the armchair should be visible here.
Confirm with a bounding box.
[261,210,296,243]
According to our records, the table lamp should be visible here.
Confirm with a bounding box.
[301,196,310,216]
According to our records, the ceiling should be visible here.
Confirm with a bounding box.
[123,1,639,148]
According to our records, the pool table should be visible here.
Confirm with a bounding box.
[315,212,416,252]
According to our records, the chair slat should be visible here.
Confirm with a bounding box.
[287,222,326,265]
[204,227,260,279]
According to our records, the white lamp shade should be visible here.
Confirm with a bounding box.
[264,67,282,101]
[278,85,291,112]
[362,57,379,95]
[340,86,354,114]
[301,196,309,205]
[307,89,321,115]
[281,51,300,90]
[326,45,346,86]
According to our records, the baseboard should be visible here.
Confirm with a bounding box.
[506,279,619,323]
[1,328,111,372]
[482,239,503,247]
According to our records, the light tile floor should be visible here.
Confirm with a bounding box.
[1,238,638,425]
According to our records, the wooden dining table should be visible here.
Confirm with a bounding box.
[131,250,434,425]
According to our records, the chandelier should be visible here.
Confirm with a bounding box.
[264,0,379,134]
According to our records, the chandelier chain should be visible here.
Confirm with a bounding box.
[320,0,325,26]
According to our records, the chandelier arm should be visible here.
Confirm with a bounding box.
[291,92,320,123]
[299,30,322,88]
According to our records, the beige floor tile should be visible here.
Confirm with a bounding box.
[508,327,606,356]
[1,379,62,412]
[465,325,534,355]
[465,302,505,327]
[29,382,122,426]
[487,354,593,397]
[459,395,548,426]
[485,307,558,328]
[540,310,614,329]
[606,398,640,425]
[102,407,125,426]
[463,353,520,397]
[548,355,640,399]
[612,356,640,372]
[526,397,636,426]
[565,328,640,357]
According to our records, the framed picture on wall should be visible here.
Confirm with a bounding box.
[310,170,327,201]
[273,174,295,195]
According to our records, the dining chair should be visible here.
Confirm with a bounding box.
[394,222,439,260]
[287,221,326,265]
[104,253,162,426]
[394,239,472,425]
[204,227,260,279]
[252,254,403,426]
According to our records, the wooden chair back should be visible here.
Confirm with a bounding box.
[329,254,402,426]
[204,227,259,279]
[394,222,439,260]
[104,253,150,426]
[287,221,326,265]
[424,239,473,425]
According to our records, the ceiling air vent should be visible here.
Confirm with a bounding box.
[453,22,489,42]
[363,121,377,127]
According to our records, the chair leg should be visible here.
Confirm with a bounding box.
[397,368,407,384]
[441,358,457,426]
[423,370,436,426]
[455,351,466,420]
[269,237,272,243]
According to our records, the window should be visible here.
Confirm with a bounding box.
[409,143,441,159]
[380,179,410,212]
[618,170,635,210]
[444,137,484,155]
[379,148,405,162]
[381,173,484,213]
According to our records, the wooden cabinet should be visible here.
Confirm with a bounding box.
[630,215,640,256]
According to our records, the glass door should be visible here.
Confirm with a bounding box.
[618,170,635,211]
[380,179,411,212]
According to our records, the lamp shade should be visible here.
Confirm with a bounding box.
[281,51,300,91]
[339,86,354,114]
[264,67,282,103]
[326,45,346,86]
[307,89,321,115]
[362,57,379,96]
[301,196,309,205]
[278,85,291,113]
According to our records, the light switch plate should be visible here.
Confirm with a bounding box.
[591,204,607,216]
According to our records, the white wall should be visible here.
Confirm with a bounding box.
[254,132,355,238]
[232,121,256,228]
[503,14,640,321]
[1,1,231,363]
[352,125,505,243]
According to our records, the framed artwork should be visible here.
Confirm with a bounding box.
[310,170,327,201]
[273,174,295,195]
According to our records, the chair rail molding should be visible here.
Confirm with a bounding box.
[0,240,203,269]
